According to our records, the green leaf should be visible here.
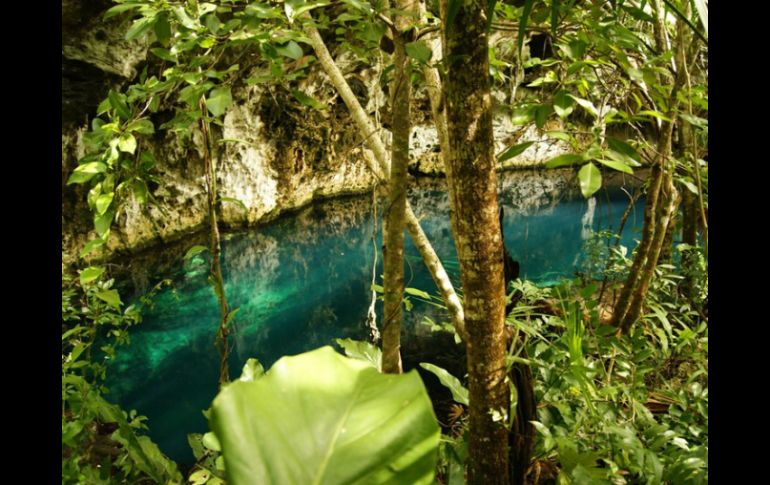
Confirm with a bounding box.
[606,137,641,163]
[638,110,672,122]
[154,13,171,45]
[578,162,602,198]
[67,162,107,185]
[150,47,176,62]
[511,106,535,125]
[79,266,105,286]
[125,16,156,41]
[118,134,137,154]
[546,131,572,142]
[405,287,431,299]
[132,179,149,204]
[95,193,114,215]
[568,95,599,118]
[202,431,221,452]
[546,154,584,168]
[550,0,560,37]
[445,0,461,35]
[211,347,440,485]
[406,41,432,63]
[206,87,233,117]
[239,358,265,382]
[517,0,536,58]
[596,159,633,174]
[172,6,198,29]
[94,210,114,237]
[694,0,708,36]
[335,338,382,371]
[108,90,131,120]
[419,363,469,406]
[275,40,303,60]
[126,119,155,135]
[291,89,326,110]
[95,289,122,309]
[189,469,211,485]
[361,20,386,42]
[80,238,105,258]
[371,283,384,293]
[553,90,575,118]
[535,104,552,129]
[184,245,208,260]
[104,4,142,19]
[662,0,707,43]
[498,141,534,163]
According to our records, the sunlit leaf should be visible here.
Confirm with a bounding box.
[79,266,105,286]
[95,289,122,309]
[498,141,535,163]
[578,162,602,198]
[211,347,440,485]
[545,154,584,168]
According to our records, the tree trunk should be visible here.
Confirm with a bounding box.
[613,0,687,332]
[442,2,510,483]
[619,171,678,333]
[303,19,467,340]
[199,97,230,387]
[381,0,416,374]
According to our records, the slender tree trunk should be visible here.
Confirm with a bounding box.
[442,2,510,483]
[199,97,230,387]
[303,19,467,340]
[613,0,687,332]
[619,171,678,333]
[381,0,416,374]
[611,161,665,327]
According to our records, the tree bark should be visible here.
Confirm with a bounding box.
[381,0,416,374]
[612,0,687,332]
[619,171,678,333]
[442,2,510,482]
[199,96,230,387]
[303,19,467,341]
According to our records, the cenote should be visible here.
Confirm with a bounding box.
[104,169,646,465]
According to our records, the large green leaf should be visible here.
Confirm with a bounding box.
[578,162,602,198]
[211,346,440,485]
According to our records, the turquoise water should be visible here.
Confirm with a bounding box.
[105,170,645,464]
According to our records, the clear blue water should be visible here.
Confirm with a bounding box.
[104,170,645,464]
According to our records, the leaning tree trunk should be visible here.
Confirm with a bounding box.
[303,17,467,341]
[441,2,510,483]
[199,96,231,387]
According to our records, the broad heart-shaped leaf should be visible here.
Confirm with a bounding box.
[578,162,602,198]
[211,346,440,485]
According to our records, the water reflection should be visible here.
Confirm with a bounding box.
[106,169,645,463]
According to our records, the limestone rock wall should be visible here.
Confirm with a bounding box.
[61,3,570,262]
